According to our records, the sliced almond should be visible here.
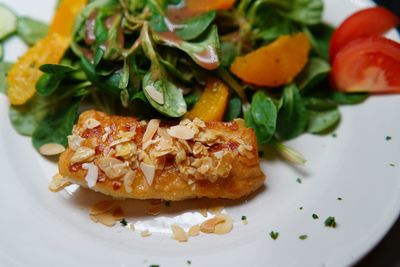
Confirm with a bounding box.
[67,134,84,151]
[140,162,156,186]
[142,119,160,149]
[90,214,99,223]
[209,206,224,215]
[198,208,208,218]
[171,224,188,242]
[95,212,116,227]
[71,147,95,164]
[167,125,195,140]
[97,157,130,179]
[84,118,101,129]
[129,224,135,231]
[90,200,117,215]
[214,214,233,235]
[82,163,98,188]
[48,173,71,192]
[39,143,65,156]
[145,85,164,104]
[141,230,152,237]
[200,216,225,233]
[188,225,200,237]
[123,170,135,193]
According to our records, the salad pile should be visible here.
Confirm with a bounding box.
[0,0,399,162]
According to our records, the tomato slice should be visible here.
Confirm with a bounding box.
[329,7,400,61]
[331,37,400,93]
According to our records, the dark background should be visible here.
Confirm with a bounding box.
[355,2,399,267]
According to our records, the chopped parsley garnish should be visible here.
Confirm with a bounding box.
[187,260,191,265]
[312,214,319,220]
[332,133,337,138]
[299,235,308,240]
[337,197,342,201]
[120,218,128,226]
[241,215,247,221]
[324,216,337,228]
[164,201,171,207]
[149,265,159,267]
[299,207,303,210]
[296,178,302,184]
[386,136,392,141]
[390,163,395,167]
[270,231,279,240]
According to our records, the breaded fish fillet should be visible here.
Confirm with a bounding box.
[58,110,265,200]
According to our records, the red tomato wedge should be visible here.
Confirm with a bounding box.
[329,7,400,61]
[331,37,400,93]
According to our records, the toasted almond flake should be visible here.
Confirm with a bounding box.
[112,206,125,221]
[214,214,233,235]
[48,173,71,192]
[115,142,136,159]
[109,137,132,147]
[68,134,84,151]
[90,200,117,215]
[97,157,130,179]
[199,208,208,218]
[209,206,224,215]
[95,212,116,227]
[129,224,135,231]
[90,214,99,223]
[167,125,195,140]
[193,118,206,128]
[145,85,164,104]
[141,230,152,237]
[213,151,224,159]
[200,216,226,233]
[39,143,65,156]
[82,163,98,188]
[171,224,188,242]
[84,118,101,129]
[123,170,135,193]
[188,225,200,237]
[140,162,156,186]
[242,219,248,225]
[142,119,160,149]
[71,147,95,164]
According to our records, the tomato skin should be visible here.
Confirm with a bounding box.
[329,7,400,61]
[331,37,400,93]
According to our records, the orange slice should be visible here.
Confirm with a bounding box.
[185,78,229,122]
[230,33,311,87]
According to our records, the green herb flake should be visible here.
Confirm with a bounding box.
[296,178,302,184]
[241,215,247,221]
[324,216,337,228]
[390,163,395,167]
[332,133,337,138]
[120,218,128,226]
[299,207,303,210]
[187,260,191,265]
[270,231,279,240]
[386,136,392,141]
[337,197,342,201]
[299,235,308,240]
[312,214,319,220]
[149,265,159,267]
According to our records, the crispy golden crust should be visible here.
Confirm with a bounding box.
[58,110,265,200]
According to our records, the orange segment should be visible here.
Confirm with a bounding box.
[7,0,87,105]
[185,78,229,122]
[186,0,235,12]
[49,0,87,36]
[230,33,311,87]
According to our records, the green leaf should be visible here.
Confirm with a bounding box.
[246,91,277,144]
[17,17,48,46]
[303,97,337,111]
[36,73,64,96]
[330,91,369,105]
[0,4,17,40]
[220,42,240,68]
[0,62,12,94]
[175,11,216,40]
[296,57,331,94]
[307,108,340,134]
[225,95,242,121]
[39,64,76,74]
[304,23,334,60]
[184,92,200,109]
[32,101,80,151]
[155,25,220,70]
[9,95,48,136]
[276,84,308,140]
[251,0,323,26]
[142,72,187,117]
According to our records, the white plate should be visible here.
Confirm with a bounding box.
[1,0,399,266]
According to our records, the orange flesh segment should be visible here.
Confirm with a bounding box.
[7,0,87,105]
[185,78,230,122]
[186,0,236,12]
[230,33,311,87]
